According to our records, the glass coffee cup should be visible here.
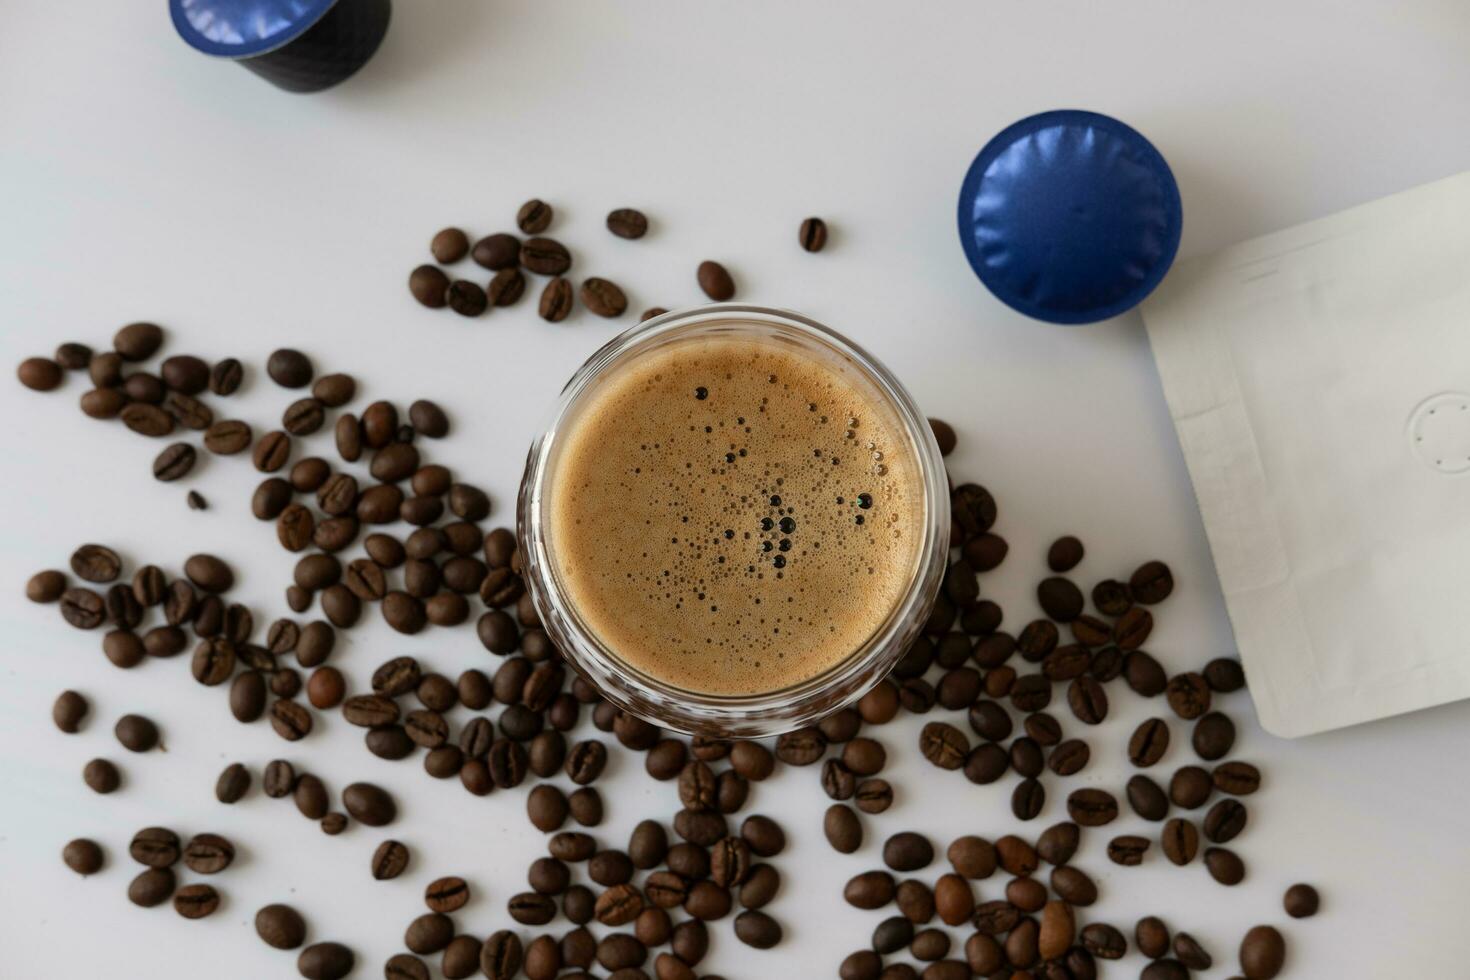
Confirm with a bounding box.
[518,305,950,736]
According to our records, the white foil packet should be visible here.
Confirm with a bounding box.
[1141,171,1470,737]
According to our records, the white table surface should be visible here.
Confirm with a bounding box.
[3,2,1470,977]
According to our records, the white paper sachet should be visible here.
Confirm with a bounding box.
[1141,171,1470,737]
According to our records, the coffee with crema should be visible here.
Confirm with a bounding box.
[547,331,925,695]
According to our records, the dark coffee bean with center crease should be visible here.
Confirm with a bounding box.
[1079,922,1127,961]
[280,397,324,438]
[129,827,180,868]
[1127,773,1170,820]
[822,759,856,800]
[517,198,553,233]
[152,443,196,481]
[793,215,829,253]
[1066,788,1118,826]
[566,740,608,784]
[1108,834,1151,865]
[1129,717,1171,767]
[1009,674,1051,712]
[697,260,735,301]
[581,278,628,317]
[853,778,892,813]
[191,637,235,685]
[775,727,827,765]
[920,722,969,769]
[55,342,92,371]
[183,833,234,874]
[508,892,556,925]
[113,322,163,360]
[262,759,296,798]
[1130,560,1175,604]
[1214,760,1262,795]
[266,348,312,388]
[1067,676,1108,724]
[71,545,121,584]
[1162,817,1200,865]
[1043,643,1092,680]
[128,868,176,907]
[486,267,525,306]
[1070,615,1111,647]
[446,279,488,316]
[1048,739,1090,776]
[343,694,399,727]
[204,419,251,454]
[539,277,574,321]
[115,714,159,752]
[385,954,428,980]
[1011,779,1045,820]
[269,699,312,741]
[1037,577,1084,621]
[1203,797,1248,843]
[105,584,143,629]
[1170,765,1213,809]
[1114,605,1153,650]
[522,236,572,274]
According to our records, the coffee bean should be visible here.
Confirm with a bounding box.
[120,400,177,436]
[1129,717,1171,767]
[112,322,163,361]
[595,207,648,240]
[845,870,896,909]
[1161,817,1199,865]
[446,279,488,316]
[1192,711,1236,760]
[183,833,234,874]
[298,942,355,980]
[270,699,313,741]
[508,891,557,925]
[70,544,121,584]
[385,954,429,980]
[1066,788,1118,826]
[226,670,265,722]
[215,762,250,803]
[1170,765,1213,809]
[186,486,207,507]
[129,827,181,869]
[293,773,329,820]
[128,867,176,907]
[204,419,252,454]
[406,912,456,956]
[405,400,448,440]
[566,739,608,784]
[1130,560,1175,604]
[1141,958,1189,980]
[962,743,1007,785]
[1203,797,1248,843]
[1075,922,1126,961]
[1048,739,1090,776]
[522,236,572,275]
[840,950,882,980]
[52,689,88,732]
[1135,916,1170,959]
[872,915,914,954]
[1127,774,1169,821]
[640,306,668,321]
[1213,760,1262,796]
[581,277,628,317]
[478,268,526,309]
[1108,835,1150,866]
[1066,675,1108,724]
[741,866,782,911]
[1204,845,1245,885]
[1239,925,1286,979]
[264,348,311,389]
[1284,882,1319,917]
[83,757,120,793]
[882,832,934,872]
[1114,605,1153,649]
[1011,779,1045,820]
[1037,576,1084,621]
[517,198,553,233]
[150,442,196,482]
[89,350,124,387]
[115,713,159,752]
[1121,651,1166,699]
[733,909,782,949]
[539,277,574,321]
[696,260,735,300]
[933,873,975,926]
[54,342,93,371]
[919,721,969,769]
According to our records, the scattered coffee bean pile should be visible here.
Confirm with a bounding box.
[402,200,829,323]
[20,302,1315,978]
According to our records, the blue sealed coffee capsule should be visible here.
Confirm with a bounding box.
[170,0,391,93]
[958,110,1182,325]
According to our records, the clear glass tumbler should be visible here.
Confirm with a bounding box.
[517,305,950,736]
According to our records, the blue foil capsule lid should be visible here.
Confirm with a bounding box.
[958,110,1182,325]
[170,0,340,59]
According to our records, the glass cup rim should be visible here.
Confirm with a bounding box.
[517,304,950,736]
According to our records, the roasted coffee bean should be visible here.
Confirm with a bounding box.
[105,584,144,629]
[89,350,125,387]
[341,782,395,826]
[521,235,572,274]
[1124,650,1167,697]
[1170,765,1213,809]
[332,411,363,462]
[467,230,520,271]
[112,322,164,361]
[101,628,143,667]
[151,442,197,482]
[527,784,569,832]
[1130,560,1174,604]
[538,276,574,321]
[1192,710,1236,761]
[83,758,120,794]
[1284,882,1319,918]
[1203,797,1248,843]
[204,419,252,454]
[1108,835,1151,866]
[115,714,159,752]
[418,672,457,711]
[1173,932,1212,970]
[872,915,914,955]
[1066,788,1118,826]
[731,908,781,949]
[1008,674,1051,712]
[933,873,975,926]
[1043,644,1091,681]
[191,637,235,685]
[1127,774,1170,821]
[291,773,329,819]
[215,762,250,803]
[1213,760,1262,796]
[919,722,969,769]
[263,348,311,389]
[295,621,334,666]
[822,758,857,800]
[52,689,89,733]
[1070,614,1111,647]
[259,760,296,800]
[486,267,525,306]
[404,912,455,956]
[54,342,93,371]
[581,278,628,317]
[143,625,187,657]
[1048,739,1090,776]
[29,569,68,605]
[129,827,181,868]
[967,700,1013,743]
[1010,737,1044,778]
[696,260,735,300]
[1140,960,1189,980]
[1012,777,1046,820]
[565,740,608,784]
[513,198,554,233]
[963,743,1008,785]
[1136,916,1171,959]
[840,950,882,980]
[446,279,488,316]
[627,819,668,870]
[253,903,307,950]
[1239,925,1286,979]
[507,891,557,926]
[1037,576,1084,621]
[182,833,234,874]
[1066,676,1108,724]
[70,544,121,584]
[881,832,934,873]
[1202,656,1246,692]
[1165,672,1211,719]
[1205,846,1246,885]
[599,207,649,240]
[1161,817,1200,865]
[1007,878,1048,914]
[1128,717,1171,768]
[128,868,177,907]
[844,870,896,909]
[1048,865,1095,907]
[384,954,428,980]
[270,699,312,741]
